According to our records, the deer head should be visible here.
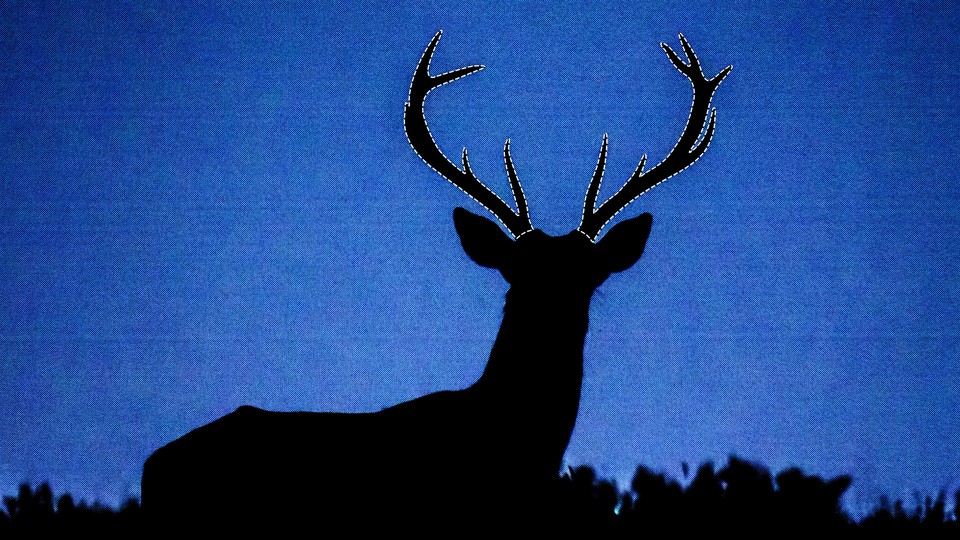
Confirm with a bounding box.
[405,31,731,290]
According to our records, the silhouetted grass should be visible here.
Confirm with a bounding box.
[2,456,957,536]
[1,482,140,537]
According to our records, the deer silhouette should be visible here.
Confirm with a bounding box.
[141,31,730,534]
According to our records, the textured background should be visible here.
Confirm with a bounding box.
[1,1,958,514]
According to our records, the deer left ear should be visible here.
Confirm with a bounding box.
[597,213,653,274]
[453,207,513,269]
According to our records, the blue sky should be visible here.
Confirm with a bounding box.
[1,1,958,511]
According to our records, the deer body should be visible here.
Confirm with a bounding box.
[142,31,730,532]
[142,219,649,531]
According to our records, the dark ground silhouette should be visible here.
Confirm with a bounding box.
[4,457,958,537]
[0,482,140,537]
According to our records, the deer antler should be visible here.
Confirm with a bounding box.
[578,34,732,241]
[404,31,533,238]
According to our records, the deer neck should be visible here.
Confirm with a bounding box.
[473,284,593,416]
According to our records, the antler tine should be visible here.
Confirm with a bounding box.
[404,31,533,238]
[577,34,732,241]
[503,140,531,235]
[579,134,608,235]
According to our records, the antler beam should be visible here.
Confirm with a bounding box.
[404,31,533,238]
[578,34,732,241]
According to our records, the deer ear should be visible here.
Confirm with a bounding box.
[597,213,653,274]
[453,207,513,269]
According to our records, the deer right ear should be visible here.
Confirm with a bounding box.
[597,212,653,274]
[453,207,513,269]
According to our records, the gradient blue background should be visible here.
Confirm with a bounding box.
[2,1,958,513]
